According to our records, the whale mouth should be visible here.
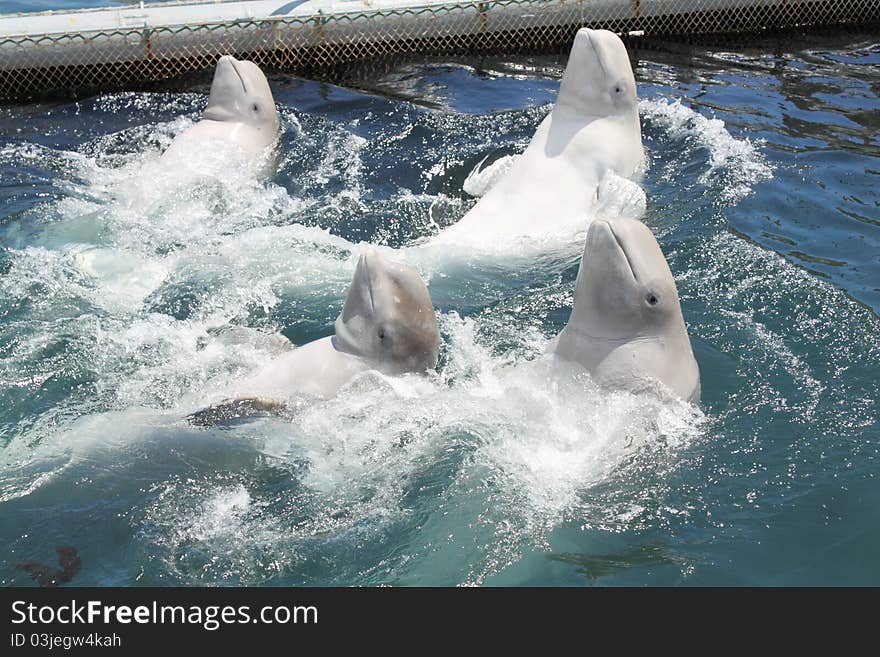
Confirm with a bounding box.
[585,30,609,81]
[225,56,248,94]
[358,252,377,314]
[599,220,638,283]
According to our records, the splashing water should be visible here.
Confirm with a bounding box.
[1,32,878,585]
[640,97,773,204]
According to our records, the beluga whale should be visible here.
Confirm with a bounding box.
[161,55,280,175]
[189,251,440,424]
[431,28,644,250]
[547,217,700,402]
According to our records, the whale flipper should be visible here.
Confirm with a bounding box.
[462,154,518,197]
[187,397,287,427]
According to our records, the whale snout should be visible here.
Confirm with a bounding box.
[586,219,607,250]
[588,218,612,236]
[215,55,246,91]
[587,219,621,259]
[577,28,610,79]
[586,218,644,289]
[214,55,236,74]
[359,249,383,274]
[215,55,242,72]
[356,249,390,294]
[352,251,379,309]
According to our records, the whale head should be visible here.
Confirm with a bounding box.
[334,251,440,374]
[203,55,279,137]
[556,28,639,120]
[559,217,700,400]
[573,218,680,338]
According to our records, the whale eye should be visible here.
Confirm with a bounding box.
[377,327,386,340]
[614,86,622,94]
[251,102,261,113]
[646,293,660,307]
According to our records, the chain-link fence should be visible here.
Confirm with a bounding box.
[1,0,878,99]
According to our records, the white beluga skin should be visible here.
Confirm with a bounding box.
[228,250,440,401]
[432,28,644,249]
[547,217,700,402]
[161,55,280,169]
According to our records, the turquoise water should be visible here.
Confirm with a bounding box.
[1,30,879,586]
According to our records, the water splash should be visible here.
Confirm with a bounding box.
[640,97,773,204]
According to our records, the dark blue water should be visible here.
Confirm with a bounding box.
[1,30,878,586]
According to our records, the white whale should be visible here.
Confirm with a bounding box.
[161,55,280,171]
[224,250,440,402]
[431,28,644,249]
[547,217,700,402]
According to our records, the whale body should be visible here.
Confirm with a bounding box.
[431,29,644,249]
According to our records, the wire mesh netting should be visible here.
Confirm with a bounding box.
[1,0,879,99]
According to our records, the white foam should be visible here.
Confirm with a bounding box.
[143,478,300,583]
[0,246,91,315]
[250,313,703,547]
[441,312,703,522]
[311,126,368,211]
[71,246,172,312]
[1,303,704,583]
[595,171,648,220]
[191,484,253,541]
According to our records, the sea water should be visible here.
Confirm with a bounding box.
[0,27,878,585]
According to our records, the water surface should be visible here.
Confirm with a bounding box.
[1,29,878,585]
